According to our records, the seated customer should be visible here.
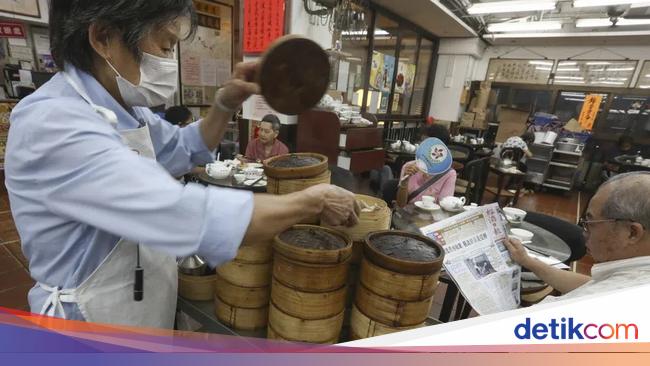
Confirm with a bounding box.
[396,138,457,208]
[602,135,638,180]
[164,106,194,127]
[505,172,650,303]
[239,114,289,162]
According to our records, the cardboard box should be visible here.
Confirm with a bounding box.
[460,112,476,127]
[495,107,529,143]
[480,80,492,90]
[473,118,488,130]
[474,111,487,122]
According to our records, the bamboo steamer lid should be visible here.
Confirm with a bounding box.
[258,35,330,115]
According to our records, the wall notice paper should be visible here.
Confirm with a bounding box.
[420,203,521,315]
[33,33,51,55]
[337,61,350,92]
[578,94,603,131]
[200,57,218,86]
[181,54,201,86]
[242,94,296,125]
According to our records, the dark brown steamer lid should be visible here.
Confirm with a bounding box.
[259,35,330,115]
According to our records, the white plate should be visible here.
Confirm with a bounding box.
[463,205,479,212]
[414,201,440,211]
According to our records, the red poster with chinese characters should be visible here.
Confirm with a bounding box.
[243,0,286,54]
[0,22,26,38]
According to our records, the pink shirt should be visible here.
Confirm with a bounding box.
[400,161,457,204]
[245,138,289,161]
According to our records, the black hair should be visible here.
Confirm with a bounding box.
[420,124,451,145]
[164,106,193,126]
[521,132,535,145]
[49,0,197,72]
[261,114,281,132]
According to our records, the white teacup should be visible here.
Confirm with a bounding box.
[233,173,246,184]
[244,168,264,180]
[503,207,527,223]
[422,196,436,208]
[206,163,232,180]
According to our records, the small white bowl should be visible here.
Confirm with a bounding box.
[510,228,534,242]
[234,174,246,184]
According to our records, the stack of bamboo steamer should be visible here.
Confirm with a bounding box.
[351,230,445,340]
[214,240,273,331]
[263,153,331,196]
[322,194,391,334]
[178,270,218,301]
[268,225,352,344]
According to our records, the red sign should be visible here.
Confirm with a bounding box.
[243,0,286,54]
[0,22,26,38]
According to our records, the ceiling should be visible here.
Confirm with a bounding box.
[370,0,477,37]
[438,0,650,45]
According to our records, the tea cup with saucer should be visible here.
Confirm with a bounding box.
[440,196,466,212]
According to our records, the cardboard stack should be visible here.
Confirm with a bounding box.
[462,81,491,129]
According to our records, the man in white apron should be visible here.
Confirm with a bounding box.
[5,0,358,328]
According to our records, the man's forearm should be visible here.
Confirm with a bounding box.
[525,259,591,294]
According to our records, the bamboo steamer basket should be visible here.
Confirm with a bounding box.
[214,295,268,331]
[355,283,433,327]
[364,231,445,275]
[273,225,353,265]
[273,253,349,292]
[324,194,392,245]
[349,304,424,341]
[214,275,270,309]
[266,169,331,195]
[359,257,440,302]
[217,260,272,288]
[263,153,328,179]
[236,240,273,264]
[268,302,344,344]
[267,324,339,344]
[271,277,346,320]
[178,272,217,301]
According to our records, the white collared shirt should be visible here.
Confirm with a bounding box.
[541,256,650,303]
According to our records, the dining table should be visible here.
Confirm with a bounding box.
[191,170,268,193]
[392,203,572,322]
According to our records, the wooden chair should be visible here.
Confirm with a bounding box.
[455,157,491,204]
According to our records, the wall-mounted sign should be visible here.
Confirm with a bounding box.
[578,94,603,131]
[0,22,26,38]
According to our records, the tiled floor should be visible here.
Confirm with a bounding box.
[0,174,593,319]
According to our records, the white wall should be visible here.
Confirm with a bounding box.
[288,0,333,49]
[0,0,49,24]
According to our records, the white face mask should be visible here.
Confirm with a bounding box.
[106,52,178,107]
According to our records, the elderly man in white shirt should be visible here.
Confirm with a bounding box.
[505,171,650,303]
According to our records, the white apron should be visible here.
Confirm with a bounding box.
[35,73,178,329]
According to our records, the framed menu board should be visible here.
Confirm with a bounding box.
[552,60,638,88]
[486,58,553,85]
[179,1,233,106]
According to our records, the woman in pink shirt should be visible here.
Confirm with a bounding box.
[395,137,457,207]
[240,114,289,162]
[397,162,457,207]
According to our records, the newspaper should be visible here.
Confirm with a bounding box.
[420,203,521,315]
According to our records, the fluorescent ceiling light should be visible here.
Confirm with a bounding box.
[555,80,586,84]
[536,67,552,71]
[555,76,585,80]
[487,21,562,32]
[574,0,650,8]
[646,74,650,77]
[586,61,611,65]
[607,67,635,71]
[529,60,554,66]
[468,1,557,15]
[559,61,578,66]
[557,68,581,71]
[576,18,650,27]
[640,85,650,89]
[565,98,586,102]
[595,81,626,85]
